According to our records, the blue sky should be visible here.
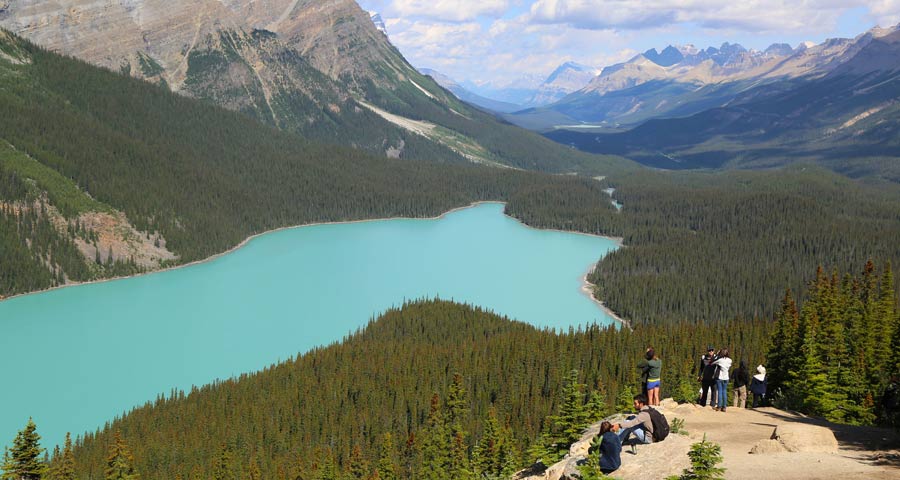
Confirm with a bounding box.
[357,0,900,87]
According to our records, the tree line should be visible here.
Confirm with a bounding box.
[767,260,899,424]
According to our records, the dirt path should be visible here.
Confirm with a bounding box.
[661,402,900,480]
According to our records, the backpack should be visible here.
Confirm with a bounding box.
[647,407,669,442]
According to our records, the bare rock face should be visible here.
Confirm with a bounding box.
[0,0,415,94]
[1,0,236,86]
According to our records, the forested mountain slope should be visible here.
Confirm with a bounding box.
[0,0,614,172]
[0,31,625,298]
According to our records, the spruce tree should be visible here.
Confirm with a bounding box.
[211,444,234,480]
[58,433,76,480]
[666,435,725,480]
[1,418,47,480]
[419,394,449,480]
[105,432,139,480]
[445,374,472,480]
[46,446,61,480]
[585,380,610,424]
[767,289,799,396]
[472,407,502,477]
[375,433,397,480]
[544,369,588,461]
[876,262,896,377]
[614,384,637,413]
[348,445,368,479]
[246,456,261,480]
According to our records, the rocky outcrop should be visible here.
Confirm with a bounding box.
[750,423,839,454]
[517,399,695,480]
[514,398,892,480]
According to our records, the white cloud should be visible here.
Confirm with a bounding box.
[527,0,900,33]
[361,0,900,89]
[390,0,511,22]
[868,0,900,25]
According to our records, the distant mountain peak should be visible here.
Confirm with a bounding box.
[643,45,684,67]
[870,23,900,38]
[369,12,387,35]
[764,43,794,57]
[545,61,596,83]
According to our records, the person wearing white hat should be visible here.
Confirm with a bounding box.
[750,365,767,408]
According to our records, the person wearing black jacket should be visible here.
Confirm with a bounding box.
[732,360,750,409]
[750,365,767,408]
[697,346,718,407]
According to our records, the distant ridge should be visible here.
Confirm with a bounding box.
[544,26,900,180]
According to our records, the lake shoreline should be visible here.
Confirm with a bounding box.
[581,271,631,330]
[1,201,627,326]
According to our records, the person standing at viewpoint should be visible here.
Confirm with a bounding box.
[638,347,662,406]
[713,349,732,412]
[698,346,718,407]
[732,360,750,409]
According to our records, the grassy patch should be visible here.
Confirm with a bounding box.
[0,141,109,216]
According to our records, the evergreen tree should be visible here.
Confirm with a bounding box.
[770,262,898,424]
[876,262,896,377]
[46,445,61,480]
[375,433,397,480]
[211,444,234,480]
[1,418,47,480]
[57,433,76,480]
[666,435,725,480]
[445,374,472,480]
[615,384,637,413]
[348,445,368,479]
[472,407,502,477]
[472,407,518,478]
[419,394,449,480]
[105,432,139,480]
[246,456,261,480]
[543,369,588,462]
[767,288,799,396]
[585,380,611,424]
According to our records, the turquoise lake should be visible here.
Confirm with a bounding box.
[0,202,620,448]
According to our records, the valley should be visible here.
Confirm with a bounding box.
[1,2,899,479]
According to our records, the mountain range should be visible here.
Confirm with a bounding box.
[0,0,612,173]
[544,25,900,181]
